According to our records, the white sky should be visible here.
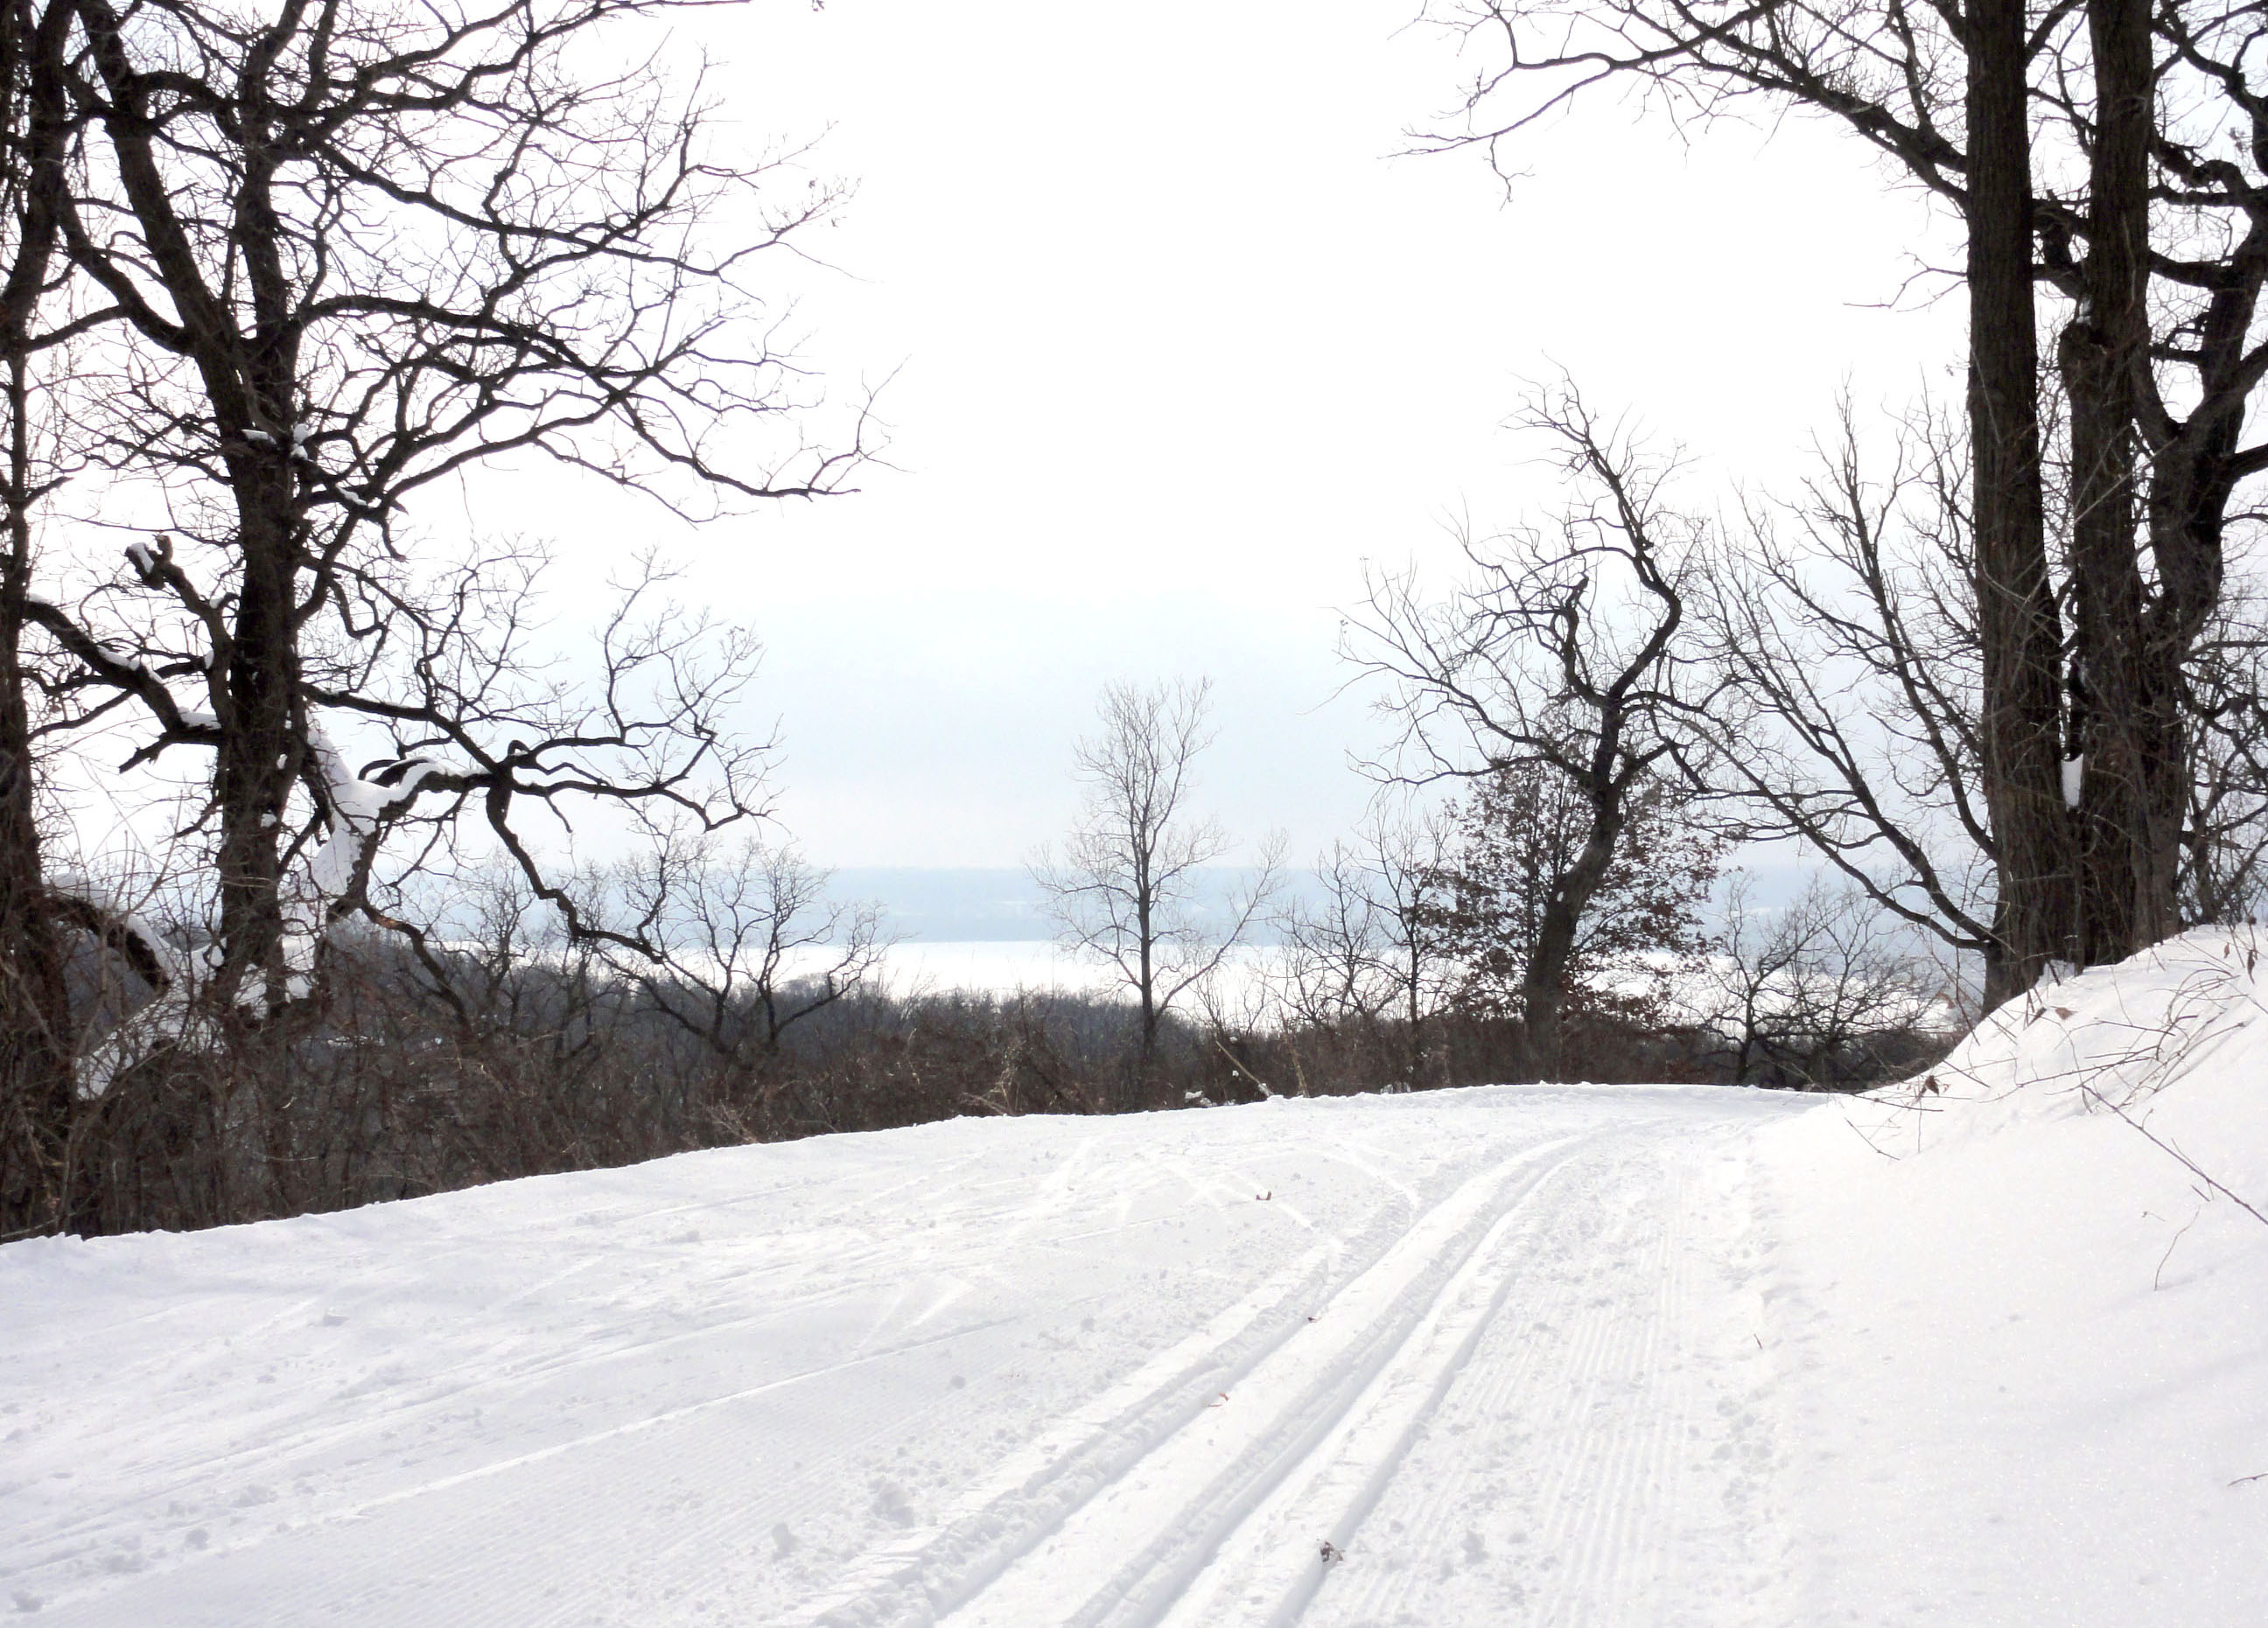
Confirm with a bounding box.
[500,0,1968,869]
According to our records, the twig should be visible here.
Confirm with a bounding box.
[1838,1107,1904,1160]
[2150,1204,2203,1290]
[2077,1083,2268,1230]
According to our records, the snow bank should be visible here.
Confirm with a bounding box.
[1886,926,2266,1161]
[1757,928,2268,1625]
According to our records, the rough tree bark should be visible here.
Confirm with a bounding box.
[2060,0,2160,964]
[0,0,80,1237]
[1966,0,2072,1006]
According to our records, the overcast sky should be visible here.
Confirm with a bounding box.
[506,0,1968,870]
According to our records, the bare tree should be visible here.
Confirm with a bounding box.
[0,0,865,1233]
[0,0,92,1236]
[1695,403,2005,983]
[614,824,887,1093]
[1274,803,1457,1087]
[1433,758,1718,1056]
[1419,0,2268,991]
[1419,0,2070,988]
[1032,677,1281,1083]
[1347,382,1713,1079]
[1700,873,1948,1088]
[1699,402,2268,996]
[28,0,862,992]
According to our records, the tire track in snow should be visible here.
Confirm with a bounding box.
[12,1230,983,1561]
[4,1149,1011,1518]
[11,1138,1139,1625]
[6,1089,1809,1628]
[1148,1144,1602,1628]
[1298,1121,1790,1628]
[4,1145,1086,1611]
[803,1132,1597,1628]
[788,1238,1345,1628]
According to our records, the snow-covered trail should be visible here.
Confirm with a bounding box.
[1,1086,1805,1626]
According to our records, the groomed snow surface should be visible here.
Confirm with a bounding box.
[4,933,2265,1626]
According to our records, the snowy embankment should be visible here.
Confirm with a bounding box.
[2,933,2263,1626]
[1759,928,2268,1624]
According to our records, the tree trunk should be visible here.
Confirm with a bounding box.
[2146,425,2236,924]
[0,0,78,1238]
[80,0,309,1019]
[1966,0,2071,1007]
[1404,943,1424,1088]
[2062,0,2161,965]
[210,479,304,1013]
[1518,791,1623,1082]
[0,358,72,1239]
[1134,853,1158,1077]
[2141,227,2249,928]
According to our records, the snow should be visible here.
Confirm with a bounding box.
[1758,929,2268,1625]
[4,934,2264,1625]
[37,883,195,1099]
[291,730,468,967]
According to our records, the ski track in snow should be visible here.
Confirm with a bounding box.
[2,1086,1806,1625]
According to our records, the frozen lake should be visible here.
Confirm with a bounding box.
[792,940,1272,1010]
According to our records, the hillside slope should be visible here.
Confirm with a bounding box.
[2,933,2262,1625]
[1757,928,2268,1626]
